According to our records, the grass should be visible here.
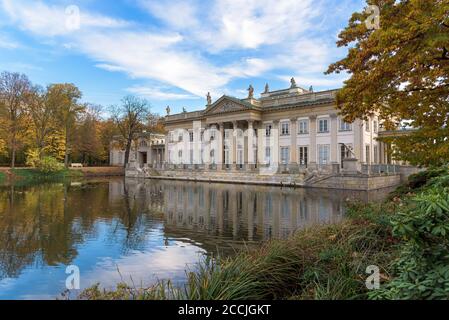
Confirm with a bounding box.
[0,171,5,184]
[10,168,83,184]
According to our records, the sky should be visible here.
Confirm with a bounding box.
[0,0,365,116]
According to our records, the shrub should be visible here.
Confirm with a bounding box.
[37,156,64,173]
[371,187,449,299]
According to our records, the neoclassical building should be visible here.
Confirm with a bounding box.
[110,132,166,168]
[163,79,392,173]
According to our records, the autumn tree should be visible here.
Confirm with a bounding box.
[112,96,150,167]
[48,83,84,167]
[0,71,33,168]
[326,0,449,166]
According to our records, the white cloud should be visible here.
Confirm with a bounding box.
[1,0,129,36]
[0,0,345,101]
[0,33,20,49]
[127,86,198,100]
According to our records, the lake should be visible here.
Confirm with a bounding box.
[0,178,391,299]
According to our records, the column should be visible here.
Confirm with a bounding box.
[218,123,224,170]
[257,122,265,166]
[309,115,317,169]
[232,121,237,170]
[247,120,255,170]
[164,133,169,167]
[272,120,280,172]
[289,117,298,173]
[330,114,339,173]
[353,119,362,161]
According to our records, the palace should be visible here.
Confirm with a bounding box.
[162,79,393,174]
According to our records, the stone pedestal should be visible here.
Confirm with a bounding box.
[342,158,361,174]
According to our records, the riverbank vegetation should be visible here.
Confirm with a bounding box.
[80,166,449,300]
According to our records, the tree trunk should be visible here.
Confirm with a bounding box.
[10,135,16,169]
[124,138,132,168]
[64,129,69,168]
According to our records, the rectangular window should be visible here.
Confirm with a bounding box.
[339,119,352,131]
[365,120,370,132]
[299,146,308,166]
[318,145,330,165]
[374,145,378,164]
[373,120,378,133]
[280,147,290,164]
[281,122,290,136]
[189,149,193,164]
[189,131,194,142]
[265,124,272,137]
[318,119,329,133]
[366,145,371,163]
[298,119,309,134]
[178,133,183,142]
[265,147,271,163]
[210,130,216,141]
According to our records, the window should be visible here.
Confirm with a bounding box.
[265,124,272,137]
[365,145,371,163]
[280,147,290,164]
[365,120,370,132]
[374,145,378,164]
[169,133,174,143]
[298,119,309,134]
[281,122,290,136]
[178,150,182,160]
[339,119,352,131]
[265,147,271,163]
[318,119,329,133]
[190,149,193,164]
[373,120,378,133]
[210,130,216,141]
[299,146,308,166]
[318,145,330,165]
[139,140,147,147]
[178,133,183,142]
[210,149,215,163]
[189,131,194,142]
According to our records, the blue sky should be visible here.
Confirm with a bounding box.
[0,0,364,115]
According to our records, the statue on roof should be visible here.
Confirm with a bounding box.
[166,105,171,116]
[206,92,212,106]
[183,107,187,113]
[247,84,254,99]
[290,77,297,88]
[309,85,314,92]
[264,83,269,94]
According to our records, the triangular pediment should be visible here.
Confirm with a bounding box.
[204,96,254,115]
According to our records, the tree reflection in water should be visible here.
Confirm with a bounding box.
[0,178,392,299]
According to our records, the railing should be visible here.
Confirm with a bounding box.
[361,164,400,175]
[165,111,203,122]
[262,90,337,108]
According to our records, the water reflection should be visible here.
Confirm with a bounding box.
[0,179,391,299]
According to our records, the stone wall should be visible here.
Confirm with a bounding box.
[310,174,401,191]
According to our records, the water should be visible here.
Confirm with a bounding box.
[0,178,391,299]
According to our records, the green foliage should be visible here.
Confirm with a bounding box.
[0,172,5,184]
[37,156,64,173]
[371,187,449,299]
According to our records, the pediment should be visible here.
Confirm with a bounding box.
[204,96,252,115]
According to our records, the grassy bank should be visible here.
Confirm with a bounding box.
[81,166,449,300]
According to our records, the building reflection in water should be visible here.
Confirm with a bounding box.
[112,179,391,244]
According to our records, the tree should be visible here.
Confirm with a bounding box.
[25,85,56,159]
[48,83,84,167]
[326,0,449,166]
[112,96,150,167]
[0,72,33,168]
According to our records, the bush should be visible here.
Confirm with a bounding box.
[371,187,449,299]
[37,156,64,173]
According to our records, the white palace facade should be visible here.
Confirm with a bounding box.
[163,79,393,174]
